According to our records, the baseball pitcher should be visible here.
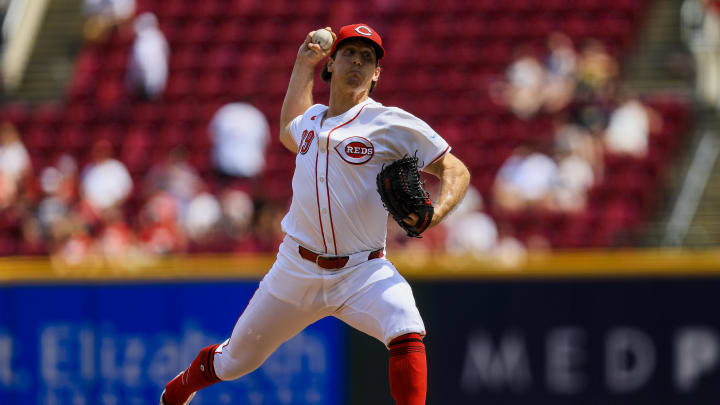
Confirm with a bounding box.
[160,23,470,405]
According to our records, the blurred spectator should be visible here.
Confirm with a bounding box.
[84,0,135,21]
[183,192,222,243]
[37,155,79,236]
[552,148,595,212]
[219,188,255,244]
[443,186,499,257]
[604,96,663,157]
[52,154,79,202]
[575,102,613,144]
[96,207,134,259]
[543,32,577,113]
[576,39,619,100]
[41,157,91,262]
[127,12,169,100]
[137,191,186,254]
[83,0,136,42]
[85,0,135,20]
[210,102,270,178]
[253,200,285,252]
[81,140,133,212]
[494,233,527,267]
[682,0,720,108]
[683,0,707,50]
[550,118,602,212]
[0,121,30,208]
[143,146,203,218]
[37,190,67,238]
[19,216,46,255]
[50,214,94,265]
[493,146,558,212]
[492,47,546,119]
[554,120,604,179]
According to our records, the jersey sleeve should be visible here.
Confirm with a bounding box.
[287,114,304,146]
[382,108,451,169]
[288,104,327,146]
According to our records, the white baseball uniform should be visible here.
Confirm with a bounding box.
[212,98,450,381]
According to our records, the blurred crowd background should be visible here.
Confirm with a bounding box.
[0,0,715,265]
[3,4,720,405]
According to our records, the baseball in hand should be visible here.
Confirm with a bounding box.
[312,29,334,50]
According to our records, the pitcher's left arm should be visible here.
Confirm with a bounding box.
[412,152,470,228]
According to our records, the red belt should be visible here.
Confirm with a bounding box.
[298,245,384,270]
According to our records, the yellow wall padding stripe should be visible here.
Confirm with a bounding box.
[0,249,719,284]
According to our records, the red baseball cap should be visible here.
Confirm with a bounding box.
[329,23,385,60]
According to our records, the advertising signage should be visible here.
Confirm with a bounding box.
[349,278,720,405]
[0,282,343,405]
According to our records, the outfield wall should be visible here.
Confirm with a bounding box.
[1,250,719,405]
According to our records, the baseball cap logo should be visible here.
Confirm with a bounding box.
[355,26,373,36]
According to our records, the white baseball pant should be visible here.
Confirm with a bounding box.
[212,235,426,380]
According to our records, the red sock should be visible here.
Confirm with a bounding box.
[162,344,222,405]
[388,333,427,405]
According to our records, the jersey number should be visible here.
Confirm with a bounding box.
[299,130,315,155]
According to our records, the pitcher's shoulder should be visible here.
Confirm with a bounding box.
[369,104,431,129]
[302,104,329,120]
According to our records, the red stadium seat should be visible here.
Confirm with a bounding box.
[24,125,54,151]
[121,128,153,175]
[217,20,247,45]
[0,236,17,256]
[162,0,191,19]
[58,125,89,152]
[195,1,224,18]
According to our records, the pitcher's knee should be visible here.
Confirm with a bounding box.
[213,349,266,380]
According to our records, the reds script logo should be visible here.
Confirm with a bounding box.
[335,136,374,164]
[299,130,315,155]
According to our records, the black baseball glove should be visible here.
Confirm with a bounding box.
[376,155,434,238]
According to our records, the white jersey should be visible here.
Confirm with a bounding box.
[281,97,450,256]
